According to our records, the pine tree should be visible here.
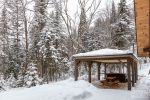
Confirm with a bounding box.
[110,0,117,47]
[4,0,25,78]
[51,2,69,78]
[110,1,117,24]
[0,1,11,75]
[39,1,69,82]
[77,7,88,53]
[112,0,131,49]
[30,0,48,65]
[24,63,42,88]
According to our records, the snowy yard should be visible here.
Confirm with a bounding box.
[0,63,150,100]
[0,0,149,100]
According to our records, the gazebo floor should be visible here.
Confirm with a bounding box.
[92,81,128,89]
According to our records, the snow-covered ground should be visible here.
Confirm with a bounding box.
[0,63,150,100]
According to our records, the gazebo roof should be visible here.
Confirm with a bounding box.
[73,48,138,63]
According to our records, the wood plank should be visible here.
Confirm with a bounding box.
[135,0,149,6]
[93,59,127,63]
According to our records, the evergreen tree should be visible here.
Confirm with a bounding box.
[0,1,11,76]
[110,1,117,24]
[110,0,117,47]
[77,7,88,53]
[51,2,69,78]
[30,0,48,65]
[24,63,42,88]
[4,0,25,78]
[112,0,131,49]
[39,1,69,82]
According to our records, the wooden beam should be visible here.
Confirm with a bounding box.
[97,63,101,80]
[74,55,135,61]
[93,59,127,63]
[127,59,131,90]
[88,62,92,83]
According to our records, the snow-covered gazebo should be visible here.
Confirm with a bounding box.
[73,48,138,90]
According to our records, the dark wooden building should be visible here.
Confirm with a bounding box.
[73,49,138,90]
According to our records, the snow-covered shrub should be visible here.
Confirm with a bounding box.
[16,70,25,87]
[24,63,42,88]
[6,73,17,88]
[0,73,6,91]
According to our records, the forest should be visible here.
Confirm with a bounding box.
[0,0,135,88]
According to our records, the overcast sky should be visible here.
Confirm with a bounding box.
[67,0,119,19]
[67,0,133,18]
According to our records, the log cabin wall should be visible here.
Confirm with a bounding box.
[135,0,150,56]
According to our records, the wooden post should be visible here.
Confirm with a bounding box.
[88,62,92,83]
[123,63,125,73]
[131,61,135,87]
[104,63,107,79]
[74,60,79,81]
[97,63,101,80]
[133,62,136,83]
[135,62,138,81]
[127,59,131,90]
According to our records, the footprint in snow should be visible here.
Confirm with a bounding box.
[72,91,92,100]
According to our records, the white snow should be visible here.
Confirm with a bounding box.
[0,76,150,100]
[0,79,136,100]
[131,63,150,99]
[0,62,150,100]
[73,48,132,57]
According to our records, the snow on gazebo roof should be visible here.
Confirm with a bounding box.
[73,48,133,58]
[73,48,138,63]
